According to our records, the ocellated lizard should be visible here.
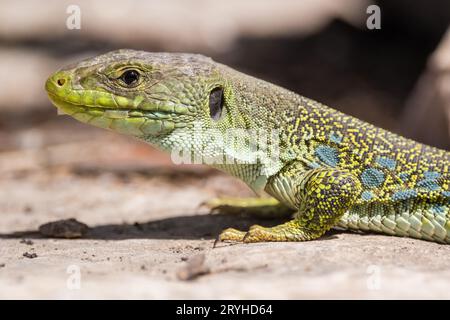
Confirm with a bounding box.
[45,50,450,244]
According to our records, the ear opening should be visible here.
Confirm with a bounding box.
[209,87,224,120]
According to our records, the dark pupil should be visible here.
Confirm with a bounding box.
[121,70,139,86]
[209,87,224,120]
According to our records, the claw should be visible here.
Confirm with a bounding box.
[217,227,247,242]
[215,225,270,244]
[213,227,246,248]
[212,237,220,248]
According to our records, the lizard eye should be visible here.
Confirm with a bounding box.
[120,69,140,87]
[209,87,224,120]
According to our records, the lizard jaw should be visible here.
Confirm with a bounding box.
[45,73,186,137]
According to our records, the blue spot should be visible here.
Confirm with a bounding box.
[399,172,409,182]
[376,156,396,170]
[423,171,440,179]
[416,171,441,191]
[329,132,343,144]
[360,168,385,188]
[361,191,374,201]
[417,179,440,191]
[315,145,339,167]
[392,189,418,201]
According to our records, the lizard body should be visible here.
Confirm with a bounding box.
[46,49,450,243]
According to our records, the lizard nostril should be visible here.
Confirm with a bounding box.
[56,78,66,86]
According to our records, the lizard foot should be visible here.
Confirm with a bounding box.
[217,227,247,242]
[216,220,318,243]
[203,197,293,218]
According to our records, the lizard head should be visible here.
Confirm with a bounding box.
[46,49,285,180]
[45,49,244,140]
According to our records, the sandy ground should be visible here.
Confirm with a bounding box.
[1,117,450,299]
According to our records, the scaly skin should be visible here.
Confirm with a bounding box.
[46,49,450,244]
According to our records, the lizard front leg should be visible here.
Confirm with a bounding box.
[218,168,362,243]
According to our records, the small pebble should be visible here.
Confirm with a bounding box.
[39,218,89,238]
[23,252,38,259]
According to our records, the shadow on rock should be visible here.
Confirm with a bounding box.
[0,213,343,241]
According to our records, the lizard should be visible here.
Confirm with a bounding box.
[45,49,450,244]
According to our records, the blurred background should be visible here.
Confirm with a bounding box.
[1,0,450,299]
[1,0,450,172]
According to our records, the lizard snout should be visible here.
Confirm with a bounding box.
[45,71,71,95]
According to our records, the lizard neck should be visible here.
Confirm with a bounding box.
[142,124,284,194]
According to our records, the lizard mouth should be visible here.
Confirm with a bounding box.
[47,92,176,120]
[47,91,180,136]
